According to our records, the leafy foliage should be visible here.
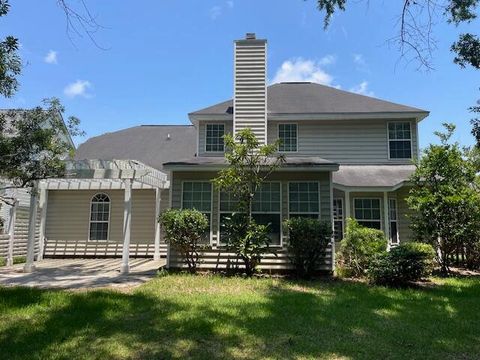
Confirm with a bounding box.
[221,213,271,276]
[0,98,84,205]
[213,128,284,276]
[368,242,436,286]
[336,218,387,277]
[407,123,480,273]
[159,209,209,273]
[283,217,332,278]
[452,33,480,69]
[0,0,21,98]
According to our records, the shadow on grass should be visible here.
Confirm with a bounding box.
[0,276,479,359]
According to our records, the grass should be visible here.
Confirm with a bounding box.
[1,275,479,360]
[0,256,26,267]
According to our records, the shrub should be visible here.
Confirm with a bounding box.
[368,242,436,285]
[336,218,387,277]
[159,209,209,273]
[0,257,6,267]
[465,241,480,270]
[283,217,332,278]
[222,213,271,276]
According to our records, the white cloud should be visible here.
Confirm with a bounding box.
[318,54,336,66]
[209,5,222,20]
[44,50,58,64]
[353,53,365,66]
[271,58,335,85]
[64,80,92,98]
[349,81,374,96]
[226,1,234,8]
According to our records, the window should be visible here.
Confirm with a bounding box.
[388,122,412,159]
[333,198,344,241]
[220,183,281,246]
[182,182,212,242]
[289,182,319,219]
[354,198,381,230]
[389,198,399,244]
[89,193,110,241]
[279,124,297,152]
[206,124,225,152]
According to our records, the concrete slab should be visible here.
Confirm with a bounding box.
[0,258,165,290]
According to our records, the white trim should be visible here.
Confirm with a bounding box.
[329,172,335,272]
[88,192,111,242]
[388,197,400,245]
[38,188,48,260]
[387,121,414,160]
[383,192,390,248]
[277,123,299,153]
[23,182,38,273]
[333,182,407,192]
[180,180,213,244]
[165,165,339,172]
[333,197,344,242]
[352,197,383,229]
[287,181,321,220]
[344,191,351,220]
[204,123,225,153]
[154,187,161,260]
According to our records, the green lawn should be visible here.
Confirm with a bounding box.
[1,274,479,360]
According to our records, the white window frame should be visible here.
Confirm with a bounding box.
[88,193,111,241]
[387,121,413,160]
[353,197,382,230]
[218,182,283,247]
[217,190,239,246]
[205,123,225,153]
[278,123,298,153]
[181,181,213,243]
[287,181,321,219]
[388,197,400,245]
[333,198,344,241]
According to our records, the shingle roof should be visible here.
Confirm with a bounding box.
[190,82,428,116]
[164,156,338,169]
[333,165,415,188]
[75,125,197,171]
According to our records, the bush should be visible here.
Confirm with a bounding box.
[283,217,332,278]
[336,218,387,277]
[159,209,209,273]
[0,257,6,267]
[222,213,271,276]
[368,242,435,285]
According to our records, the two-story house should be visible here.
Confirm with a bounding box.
[36,33,428,273]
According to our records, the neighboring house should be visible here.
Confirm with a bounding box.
[39,33,428,272]
[0,109,74,266]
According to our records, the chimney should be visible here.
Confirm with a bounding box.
[233,33,267,145]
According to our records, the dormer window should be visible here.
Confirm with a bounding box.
[388,122,412,159]
[206,124,225,152]
[279,124,297,152]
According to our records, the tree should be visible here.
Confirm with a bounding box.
[0,0,21,98]
[0,98,84,205]
[212,128,284,276]
[407,123,480,273]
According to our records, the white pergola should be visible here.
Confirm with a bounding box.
[23,159,169,274]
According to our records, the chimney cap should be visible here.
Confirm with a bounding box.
[245,33,256,40]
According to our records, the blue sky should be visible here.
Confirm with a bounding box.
[1,0,478,149]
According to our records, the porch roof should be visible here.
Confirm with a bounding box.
[163,156,339,171]
[41,159,170,190]
[333,165,415,191]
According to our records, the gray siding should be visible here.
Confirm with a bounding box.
[267,119,418,164]
[169,170,333,271]
[198,121,233,157]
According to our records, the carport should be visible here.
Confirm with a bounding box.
[23,159,169,274]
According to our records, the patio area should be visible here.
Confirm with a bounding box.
[0,258,165,290]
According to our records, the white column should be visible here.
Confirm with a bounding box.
[344,191,351,220]
[383,192,390,250]
[24,182,38,273]
[6,199,18,267]
[329,173,335,272]
[153,187,161,261]
[37,188,48,261]
[121,179,133,274]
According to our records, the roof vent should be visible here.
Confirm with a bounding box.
[245,33,256,40]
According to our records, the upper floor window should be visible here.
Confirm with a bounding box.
[279,124,297,152]
[89,193,110,241]
[388,122,412,159]
[206,124,225,152]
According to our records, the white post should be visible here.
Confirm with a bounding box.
[6,199,18,267]
[383,192,390,251]
[121,179,133,274]
[344,191,351,220]
[24,182,39,273]
[154,187,161,261]
[329,173,335,272]
[38,187,48,261]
